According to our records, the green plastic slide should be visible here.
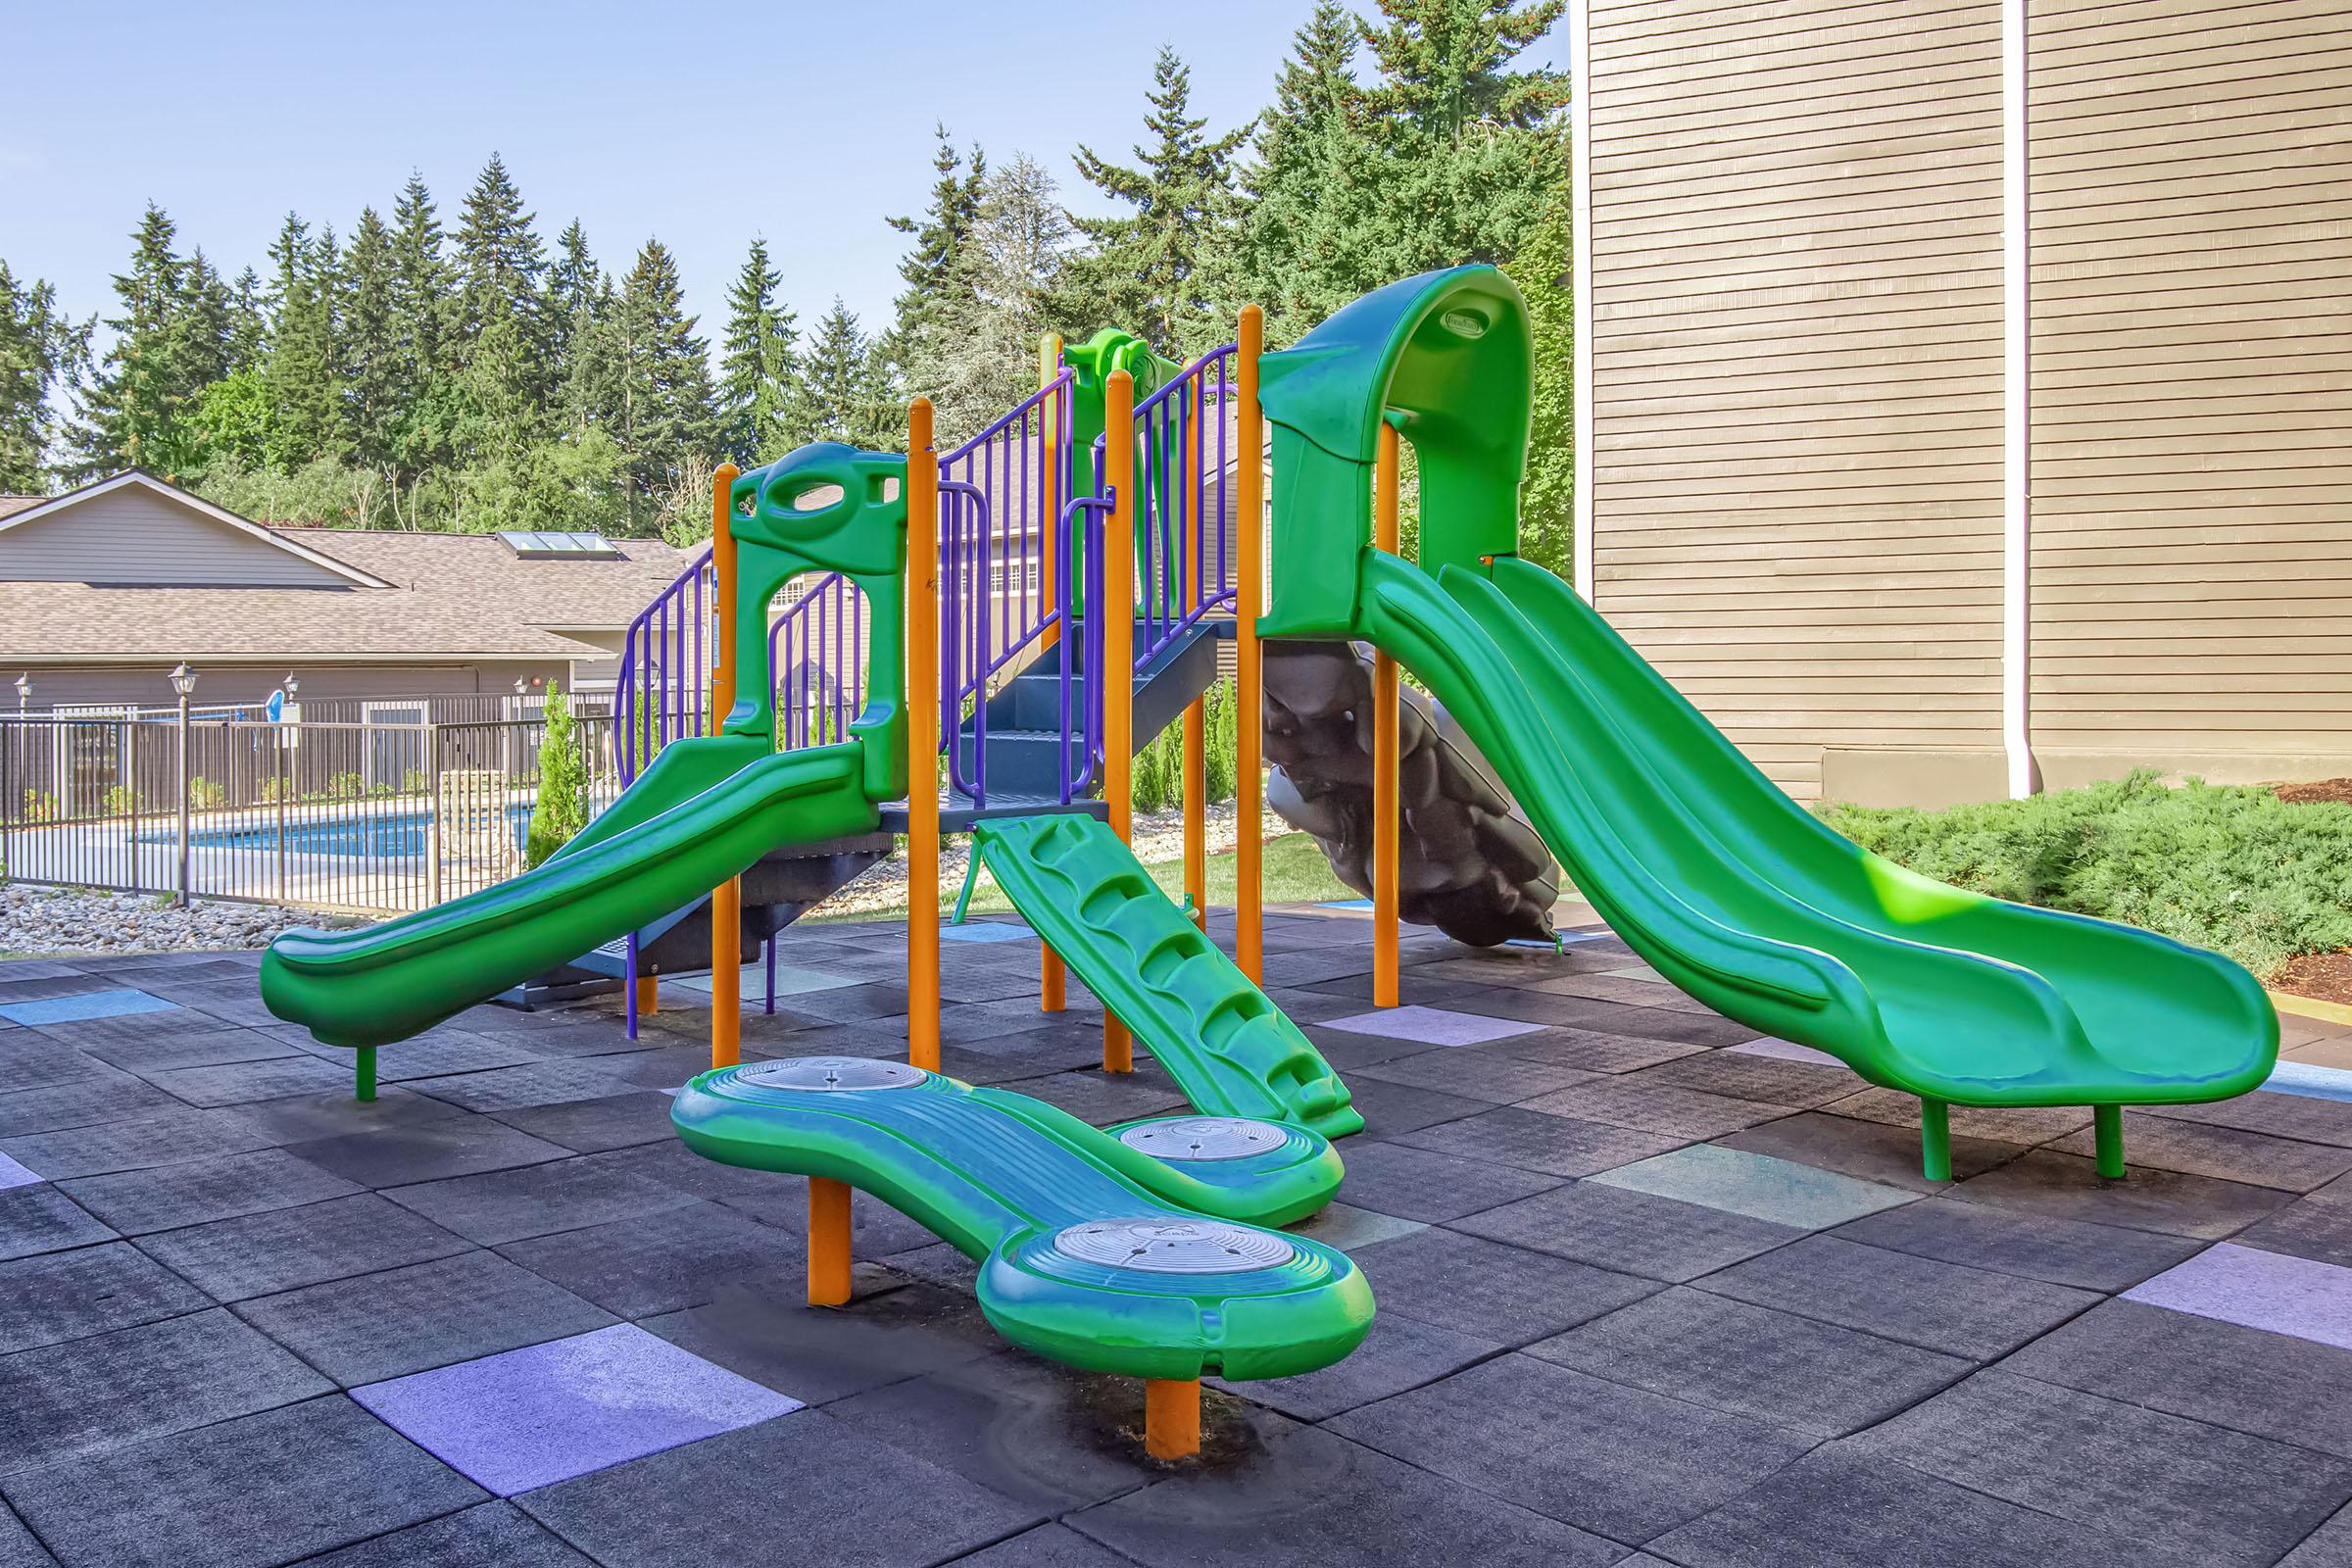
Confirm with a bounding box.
[972,812,1364,1139]
[672,1056,1371,1380]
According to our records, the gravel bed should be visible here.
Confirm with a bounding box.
[0,884,344,957]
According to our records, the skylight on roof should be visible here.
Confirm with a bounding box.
[497,530,622,560]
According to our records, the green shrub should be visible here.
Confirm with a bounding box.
[524,687,592,869]
[1815,769,2352,978]
[21,789,56,822]
[327,771,366,800]
[188,776,224,810]
[101,784,137,816]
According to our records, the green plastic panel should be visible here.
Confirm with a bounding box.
[973,812,1364,1139]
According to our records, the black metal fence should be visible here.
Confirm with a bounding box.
[0,709,620,914]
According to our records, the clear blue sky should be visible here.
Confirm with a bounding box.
[2,0,1368,350]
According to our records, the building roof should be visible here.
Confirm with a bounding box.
[0,496,46,522]
[0,472,699,664]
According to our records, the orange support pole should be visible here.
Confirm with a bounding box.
[635,972,659,1016]
[1372,421,1400,1008]
[1235,307,1265,984]
[808,1176,853,1306]
[710,463,744,1069]
[1182,373,1206,931]
[1103,368,1136,1074]
[1038,334,1068,1013]
[908,400,942,1074]
[1145,1377,1200,1460]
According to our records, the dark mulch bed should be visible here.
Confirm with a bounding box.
[2276,777,2352,806]
[2273,951,2352,1006]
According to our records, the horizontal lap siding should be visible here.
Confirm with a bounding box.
[1590,0,2008,799]
[2026,0,2352,757]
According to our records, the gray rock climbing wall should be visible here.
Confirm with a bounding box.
[1262,640,1559,948]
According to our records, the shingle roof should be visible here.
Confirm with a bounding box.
[0,496,43,521]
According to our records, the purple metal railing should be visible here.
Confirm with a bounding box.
[613,547,712,786]
[768,572,866,751]
[1133,344,1241,675]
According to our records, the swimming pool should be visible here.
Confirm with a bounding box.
[162,804,533,858]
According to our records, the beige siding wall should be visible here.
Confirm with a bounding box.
[1585,0,2010,800]
[2025,0,2352,772]
[0,488,352,587]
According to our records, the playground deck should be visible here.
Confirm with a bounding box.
[2,906,2350,1567]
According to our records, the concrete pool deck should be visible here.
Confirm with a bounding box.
[2,909,2351,1565]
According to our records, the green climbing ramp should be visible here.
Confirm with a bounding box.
[671,1056,1371,1380]
[973,812,1364,1140]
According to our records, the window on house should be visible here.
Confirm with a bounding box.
[497,531,622,560]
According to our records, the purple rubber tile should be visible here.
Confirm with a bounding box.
[1728,1037,1842,1067]
[1323,1004,1545,1048]
[0,1152,40,1190]
[353,1322,803,1494]
[2125,1242,2352,1351]
[0,988,178,1026]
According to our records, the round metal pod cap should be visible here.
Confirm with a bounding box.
[1052,1218,1297,1274]
[736,1057,928,1091]
[1117,1116,1290,1162]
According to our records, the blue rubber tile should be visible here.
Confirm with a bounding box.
[352,1322,802,1495]
[0,1153,39,1192]
[938,920,1034,945]
[1317,898,1375,911]
[1588,1144,1918,1230]
[1322,1004,1544,1048]
[2273,1061,2352,1104]
[670,963,864,999]
[2126,1242,2352,1351]
[0,990,177,1028]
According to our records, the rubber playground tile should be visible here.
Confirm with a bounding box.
[402,1057,649,1115]
[2049,1110,2352,1193]
[56,1148,362,1237]
[139,1191,467,1301]
[0,1507,52,1568]
[0,1153,37,1191]
[589,1135,803,1204]
[2282,1503,2352,1568]
[1325,1141,1565,1224]
[1347,1228,1658,1346]
[1328,1352,1818,1544]
[0,1243,211,1354]
[514,1407,1041,1564]
[2150,1080,2352,1142]
[642,1277,1002,1407]
[496,1200,797,1319]
[486,1091,679,1154]
[235,1250,618,1389]
[1717,1109,2025,1192]
[2237,1197,2352,1269]
[2007,1298,2352,1459]
[0,989,176,1028]
[1394,1105,1690,1179]
[135,1053,356,1108]
[1068,1421,1625,1568]
[0,1071,177,1139]
[2270,1061,2352,1107]
[381,1153,700,1247]
[1845,1369,2352,1567]
[951,1524,1133,1568]
[1954,1148,2295,1239]
[279,1028,549,1084]
[2124,1242,2352,1350]
[1281,1200,1427,1253]
[937,919,1035,944]
[1321,1004,1546,1048]
[0,1185,114,1263]
[1696,1234,2100,1360]
[283,1115,570,1189]
[1522,1078,1788,1143]
[1822,1086,2091,1146]
[0,1041,113,1096]
[1643,1444,2215,1568]
[1351,1048,1596,1104]
[1004,1067,1191,1127]
[0,1309,331,1478]
[1620,1050,1858,1109]
[0,963,98,996]
[226,1083,473,1145]
[1,1396,486,1568]
[1331,1075,1493,1139]
[1529,1287,1970,1439]
[670,961,866,1001]
[1726,1036,1842,1066]
[1451,1180,1809,1284]
[1587,1145,1918,1230]
[288,1503,596,1568]
[1205,1306,1499,1422]
[1829,1194,2201,1292]
[1487,1028,1710,1075]
[354,1322,800,1496]
[68,1024,297,1075]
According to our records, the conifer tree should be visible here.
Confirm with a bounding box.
[0,263,86,490]
[905,154,1072,442]
[523,685,590,867]
[79,205,206,474]
[545,219,601,378]
[884,125,986,397]
[791,299,889,450]
[1359,0,1569,140]
[224,267,268,373]
[264,216,344,466]
[716,236,800,466]
[607,239,719,529]
[341,208,403,469]
[389,172,454,481]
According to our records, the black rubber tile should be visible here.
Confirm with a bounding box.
[69,1025,296,1074]
[1326,1142,1565,1223]
[1831,1194,2202,1291]
[945,1525,1130,1567]
[1823,1087,2091,1146]
[1530,1286,1970,1438]
[1328,1352,1816,1544]
[587,1137,803,1204]
[403,1057,649,1114]
[2238,1198,2352,1269]
[292,1029,550,1084]
[234,1250,616,1388]
[1004,1067,1190,1127]
[0,1242,211,1353]
[1337,1075,1492,1140]
[1394,1105,1690,1179]
[1067,1422,1624,1568]
[2048,1111,2352,1193]
[1351,1050,1597,1104]
[497,1200,797,1318]
[2006,1298,2352,1459]
[1522,1078,1788,1141]
[1208,1305,1497,1421]
[2281,1501,2352,1568]
[0,1185,116,1262]
[1485,1027,1712,1075]
[1298,1025,1446,1070]
[289,1502,595,1566]
[1346,1228,1658,1345]
[0,1072,177,1138]
[0,1503,53,1568]
[0,1105,278,1179]
[1845,1370,2352,1567]
[1619,1051,1858,1108]
[1719,1110,2025,1192]
[137,1192,468,1302]
[643,1274,1003,1405]
[1644,1443,2214,1568]
[514,1408,1041,1567]
[282,1116,569,1188]
[2145,1089,2352,1151]
[1695,1234,2099,1359]
[1955,1149,2295,1239]
[1451,1180,1808,1283]
[382,1153,699,1246]
[1,1396,485,1568]
[226,1085,472,1145]
[136,1054,354,1107]
[0,1041,114,1095]
[57,1149,362,1237]
[490,1092,679,1153]
[0,1309,331,1478]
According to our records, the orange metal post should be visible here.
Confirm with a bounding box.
[1145,1378,1200,1460]
[710,463,744,1069]
[808,1176,853,1306]
[635,972,659,1016]
[1235,308,1266,983]
[908,401,942,1073]
[1038,334,1068,1013]
[1182,373,1206,930]
[1373,421,1400,1008]
[1103,369,1136,1073]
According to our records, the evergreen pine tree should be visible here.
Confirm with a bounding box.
[263,215,344,467]
[523,685,591,867]
[1359,0,1569,139]
[544,219,601,380]
[79,204,199,473]
[341,208,403,469]
[905,153,1073,442]
[790,299,888,449]
[883,125,986,400]
[0,263,87,491]
[608,239,719,531]
[224,266,268,373]
[389,172,455,483]
[716,236,800,466]
[1503,187,1573,580]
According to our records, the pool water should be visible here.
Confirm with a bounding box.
[173,804,534,858]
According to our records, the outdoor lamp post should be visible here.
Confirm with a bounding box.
[12,672,26,714]
[171,662,197,907]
